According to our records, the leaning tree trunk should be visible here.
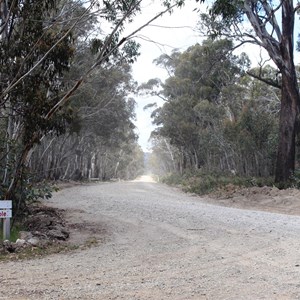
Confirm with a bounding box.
[5,132,41,201]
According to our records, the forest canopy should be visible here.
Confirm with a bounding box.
[146,40,280,178]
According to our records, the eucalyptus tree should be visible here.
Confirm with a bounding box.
[147,39,280,177]
[150,39,249,171]
[0,0,78,202]
[0,0,189,205]
[199,0,300,183]
[28,46,141,181]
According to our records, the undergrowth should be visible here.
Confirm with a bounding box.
[161,171,276,195]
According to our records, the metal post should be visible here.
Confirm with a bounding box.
[0,201,12,240]
[3,217,10,240]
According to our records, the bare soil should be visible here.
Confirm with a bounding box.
[206,184,300,216]
[1,176,300,299]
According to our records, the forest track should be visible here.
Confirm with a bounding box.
[1,176,300,299]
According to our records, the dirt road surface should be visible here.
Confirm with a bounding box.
[1,176,300,299]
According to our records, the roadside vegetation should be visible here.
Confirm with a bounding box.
[159,170,300,196]
[145,37,300,193]
[160,172,276,196]
[143,1,300,194]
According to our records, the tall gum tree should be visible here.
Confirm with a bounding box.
[0,0,188,202]
[202,0,300,184]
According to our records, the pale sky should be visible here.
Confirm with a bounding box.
[127,1,203,151]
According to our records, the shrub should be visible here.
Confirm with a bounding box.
[161,171,275,195]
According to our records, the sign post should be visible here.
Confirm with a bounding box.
[0,201,12,240]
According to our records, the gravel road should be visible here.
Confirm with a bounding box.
[1,176,300,299]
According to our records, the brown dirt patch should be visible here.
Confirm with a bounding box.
[207,185,300,215]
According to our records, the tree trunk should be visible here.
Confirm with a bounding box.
[274,0,300,183]
[275,71,299,183]
[5,135,39,200]
[243,0,300,183]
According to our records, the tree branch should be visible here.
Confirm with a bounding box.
[260,0,282,41]
[294,3,300,13]
[45,2,179,120]
[246,71,281,89]
[0,0,95,99]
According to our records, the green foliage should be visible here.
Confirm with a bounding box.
[121,40,141,64]
[0,0,82,210]
[22,181,58,204]
[199,0,244,38]
[29,48,142,181]
[161,173,183,186]
[162,171,275,195]
[150,39,280,178]
[200,0,300,184]
[224,102,278,152]
[91,38,104,55]
[0,167,58,217]
[102,0,141,23]
[210,0,244,21]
